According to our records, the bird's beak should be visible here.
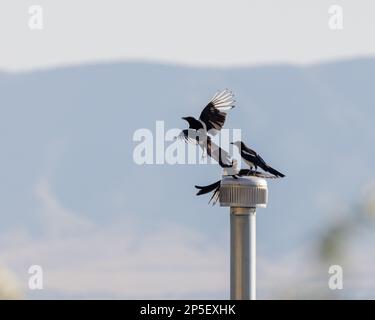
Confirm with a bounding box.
[181,117,187,120]
[230,142,233,145]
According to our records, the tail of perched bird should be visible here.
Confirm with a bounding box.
[237,169,281,179]
[195,180,221,205]
[262,165,285,178]
[195,180,221,195]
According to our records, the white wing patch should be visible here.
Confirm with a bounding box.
[210,89,235,110]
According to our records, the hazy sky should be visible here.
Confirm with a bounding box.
[1,0,375,71]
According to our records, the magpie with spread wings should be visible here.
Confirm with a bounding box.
[231,141,285,178]
[181,89,235,134]
[178,89,235,168]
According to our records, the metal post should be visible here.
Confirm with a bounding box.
[230,207,250,300]
[250,209,256,300]
[220,175,267,301]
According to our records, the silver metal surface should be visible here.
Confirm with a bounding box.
[230,207,250,300]
[220,176,268,208]
[250,210,256,300]
[222,175,266,300]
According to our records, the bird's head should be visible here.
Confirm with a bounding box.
[230,141,243,149]
[182,116,194,123]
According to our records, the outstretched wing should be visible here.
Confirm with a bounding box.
[199,89,235,133]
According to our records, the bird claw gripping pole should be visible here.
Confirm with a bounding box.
[219,175,268,300]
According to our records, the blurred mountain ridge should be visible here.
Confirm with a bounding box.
[1,57,375,254]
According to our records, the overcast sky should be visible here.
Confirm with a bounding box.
[1,0,375,71]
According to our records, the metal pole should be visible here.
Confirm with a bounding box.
[250,209,256,300]
[230,207,256,300]
[220,175,267,301]
[230,207,250,300]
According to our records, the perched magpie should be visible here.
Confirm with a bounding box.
[178,89,235,168]
[231,141,285,178]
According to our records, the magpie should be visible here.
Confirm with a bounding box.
[181,89,235,135]
[178,89,235,168]
[231,141,285,178]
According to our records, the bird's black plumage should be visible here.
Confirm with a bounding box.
[195,180,221,205]
[183,91,285,204]
[206,136,233,168]
[232,141,285,178]
[181,117,204,131]
[179,89,235,168]
[181,89,235,134]
[199,90,234,132]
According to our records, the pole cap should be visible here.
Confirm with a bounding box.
[219,175,268,208]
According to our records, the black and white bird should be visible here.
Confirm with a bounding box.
[178,89,235,168]
[231,141,285,178]
[181,89,235,135]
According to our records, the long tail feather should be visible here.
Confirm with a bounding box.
[238,169,280,179]
[195,180,221,196]
[265,166,285,178]
[209,188,220,205]
[195,180,221,205]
